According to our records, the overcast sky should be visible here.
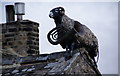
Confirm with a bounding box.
[0,1,118,74]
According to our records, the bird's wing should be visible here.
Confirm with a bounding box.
[74,23,98,47]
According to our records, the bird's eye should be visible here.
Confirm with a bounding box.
[59,8,62,11]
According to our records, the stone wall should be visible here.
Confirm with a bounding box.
[1,20,39,56]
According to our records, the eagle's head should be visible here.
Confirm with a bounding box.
[49,7,65,19]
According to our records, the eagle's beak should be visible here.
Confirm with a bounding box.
[49,11,54,18]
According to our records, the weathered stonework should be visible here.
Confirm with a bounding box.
[1,20,39,56]
[2,49,102,76]
[0,17,102,76]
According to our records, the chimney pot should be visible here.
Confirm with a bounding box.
[6,5,15,23]
[15,2,25,21]
[15,2,25,15]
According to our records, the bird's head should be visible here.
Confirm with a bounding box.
[49,7,65,19]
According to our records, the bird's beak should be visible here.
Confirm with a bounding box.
[49,11,54,18]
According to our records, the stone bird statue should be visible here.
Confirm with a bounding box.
[48,7,99,66]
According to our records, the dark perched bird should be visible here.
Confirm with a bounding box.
[48,7,99,64]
